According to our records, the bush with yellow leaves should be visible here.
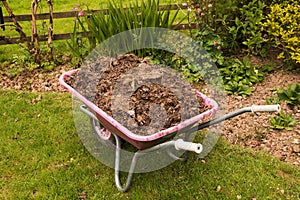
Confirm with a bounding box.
[261,1,300,64]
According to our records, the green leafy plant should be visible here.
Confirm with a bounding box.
[270,111,297,130]
[261,62,275,73]
[147,39,221,85]
[40,61,56,70]
[277,83,300,108]
[219,56,264,96]
[239,0,266,53]
[180,63,206,84]
[148,49,207,84]
[68,0,184,59]
[4,54,39,77]
[261,0,300,65]
[266,96,280,105]
[218,0,266,53]
[0,53,58,77]
[254,127,267,142]
[191,25,225,66]
[67,21,91,60]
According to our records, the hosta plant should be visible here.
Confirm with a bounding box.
[270,112,297,131]
[219,56,264,96]
[277,83,300,109]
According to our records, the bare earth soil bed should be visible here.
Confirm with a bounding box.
[0,55,299,166]
[223,69,300,166]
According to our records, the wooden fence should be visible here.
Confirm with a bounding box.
[0,4,196,45]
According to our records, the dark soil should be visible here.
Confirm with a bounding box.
[66,54,209,136]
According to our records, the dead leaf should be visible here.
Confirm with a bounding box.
[79,192,88,199]
[28,94,42,104]
[216,185,221,192]
[280,189,284,194]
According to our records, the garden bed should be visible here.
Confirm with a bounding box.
[0,55,299,166]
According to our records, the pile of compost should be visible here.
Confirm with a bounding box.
[66,54,209,135]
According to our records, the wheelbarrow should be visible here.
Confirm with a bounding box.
[59,69,280,192]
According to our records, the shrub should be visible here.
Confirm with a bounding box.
[261,1,300,64]
[217,0,266,53]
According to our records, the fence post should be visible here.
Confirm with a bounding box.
[31,0,41,62]
[46,0,53,60]
[0,7,5,31]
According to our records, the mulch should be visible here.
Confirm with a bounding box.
[65,54,210,136]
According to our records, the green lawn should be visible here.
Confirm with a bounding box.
[0,90,299,199]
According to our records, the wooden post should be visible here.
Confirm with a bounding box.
[0,7,5,30]
[31,0,40,62]
[46,0,53,60]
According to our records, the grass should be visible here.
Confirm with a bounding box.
[1,90,300,199]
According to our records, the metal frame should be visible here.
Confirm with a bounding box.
[80,104,280,192]
[80,105,198,192]
[59,59,280,192]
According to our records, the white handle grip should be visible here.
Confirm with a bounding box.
[251,105,280,112]
[174,139,203,154]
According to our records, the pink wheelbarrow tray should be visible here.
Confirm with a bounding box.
[59,69,280,192]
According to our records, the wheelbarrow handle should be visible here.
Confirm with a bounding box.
[251,104,280,112]
[185,104,281,133]
[174,139,203,154]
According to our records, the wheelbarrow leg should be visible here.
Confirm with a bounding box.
[80,104,135,191]
[114,134,138,192]
[113,136,191,192]
[182,133,192,162]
